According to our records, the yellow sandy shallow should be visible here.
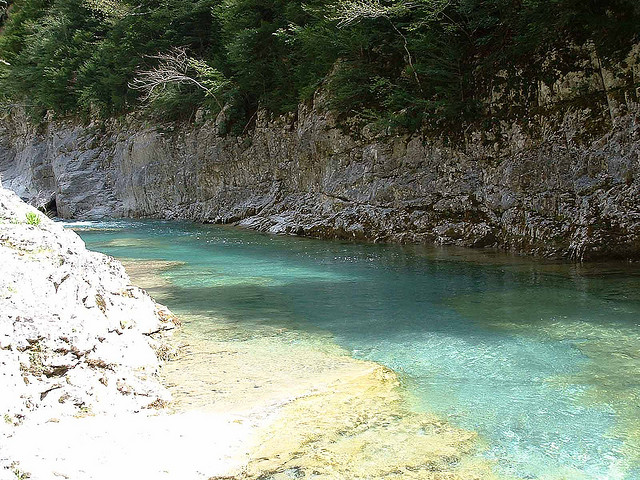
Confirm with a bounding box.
[123,258,504,480]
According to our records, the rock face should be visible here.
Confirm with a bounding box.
[0,184,176,428]
[1,94,639,260]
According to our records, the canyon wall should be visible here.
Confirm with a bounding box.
[1,76,639,260]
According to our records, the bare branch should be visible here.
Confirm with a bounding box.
[83,0,130,19]
[333,0,393,27]
[129,47,229,108]
[130,48,198,99]
[83,0,150,19]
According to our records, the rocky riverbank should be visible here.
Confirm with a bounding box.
[0,184,179,477]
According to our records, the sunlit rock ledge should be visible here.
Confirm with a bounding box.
[0,184,177,433]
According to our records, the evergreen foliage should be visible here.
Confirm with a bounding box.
[0,0,637,129]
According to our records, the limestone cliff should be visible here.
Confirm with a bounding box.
[1,57,639,260]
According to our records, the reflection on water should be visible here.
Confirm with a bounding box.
[66,219,640,480]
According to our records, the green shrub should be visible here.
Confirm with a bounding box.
[25,211,41,226]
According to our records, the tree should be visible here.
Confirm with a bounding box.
[333,0,421,89]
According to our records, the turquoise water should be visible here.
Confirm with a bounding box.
[68,219,640,480]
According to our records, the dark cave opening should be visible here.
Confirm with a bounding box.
[40,196,58,217]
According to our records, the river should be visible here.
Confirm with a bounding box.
[68,219,640,480]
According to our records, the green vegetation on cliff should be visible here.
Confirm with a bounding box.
[0,0,638,131]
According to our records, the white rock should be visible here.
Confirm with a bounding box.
[0,184,178,474]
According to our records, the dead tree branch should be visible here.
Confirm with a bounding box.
[129,47,228,108]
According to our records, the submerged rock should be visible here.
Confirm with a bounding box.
[0,184,177,426]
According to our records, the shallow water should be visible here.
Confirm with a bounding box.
[68,219,640,480]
